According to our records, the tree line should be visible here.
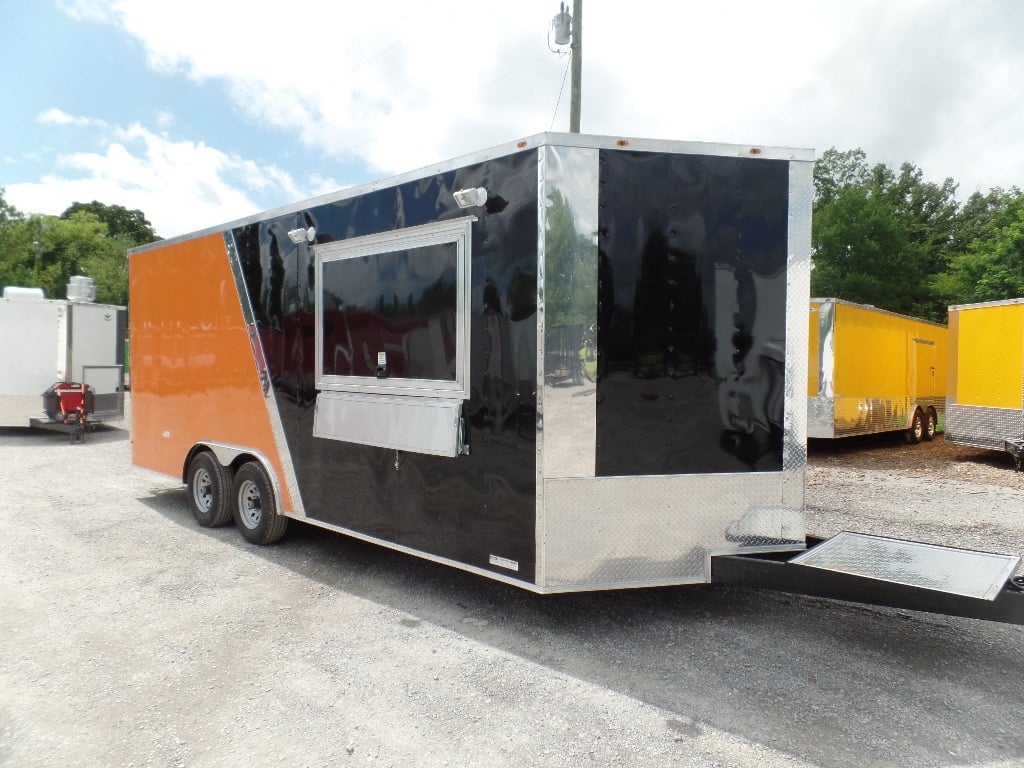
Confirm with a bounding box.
[1,149,1022,322]
[812,148,1023,322]
[0,192,158,306]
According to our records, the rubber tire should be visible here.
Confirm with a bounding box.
[922,409,937,442]
[231,461,288,545]
[186,451,233,527]
[904,409,924,445]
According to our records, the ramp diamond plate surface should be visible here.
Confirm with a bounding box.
[791,532,1019,601]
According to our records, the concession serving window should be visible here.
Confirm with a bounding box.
[312,217,475,457]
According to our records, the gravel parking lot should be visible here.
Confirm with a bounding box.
[2,408,1023,768]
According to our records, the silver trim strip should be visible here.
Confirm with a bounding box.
[784,159,814,509]
[949,297,1024,312]
[809,395,945,438]
[284,514,543,591]
[540,144,599,479]
[223,232,307,518]
[535,146,548,587]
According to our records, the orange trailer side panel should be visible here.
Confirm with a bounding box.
[130,234,290,507]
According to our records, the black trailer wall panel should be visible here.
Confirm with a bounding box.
[230,150,540,582]
[596,151,789,477]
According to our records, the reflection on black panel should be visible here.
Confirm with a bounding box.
[321,243,458,382]
[239,149,540,583]
[596,151,789,476]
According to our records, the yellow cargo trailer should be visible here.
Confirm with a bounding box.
[946,298,1024,465]
[808,299,946,442]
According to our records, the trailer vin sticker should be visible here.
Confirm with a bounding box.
[489,555,519,572]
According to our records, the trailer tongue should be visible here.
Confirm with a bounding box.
[35,381,98,443]
[713,532,1024,625]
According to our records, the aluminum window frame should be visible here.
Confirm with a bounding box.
[314,216,475,399]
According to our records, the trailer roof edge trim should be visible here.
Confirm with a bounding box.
[129,132,815,255]
[811,297,948,329]
[948,297,1024,311]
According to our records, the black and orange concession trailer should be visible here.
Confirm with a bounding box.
[129,133,1024,622]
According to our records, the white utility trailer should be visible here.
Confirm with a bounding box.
[0,277,126,439]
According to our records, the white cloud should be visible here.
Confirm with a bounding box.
[12,0,1024,242]
[70,0,1024,197]
[85,0,576,174]
[6,124,336,237]
[58,0,117,23]
[38,108,107,129]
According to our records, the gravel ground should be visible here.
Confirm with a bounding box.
[2,409,1023,768]
[807,433,1024,571]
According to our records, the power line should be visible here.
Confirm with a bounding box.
[550,55,572,130]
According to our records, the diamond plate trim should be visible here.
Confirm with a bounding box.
[541,473,800,588]
[809,396,945,439]
[946,404,1024,451]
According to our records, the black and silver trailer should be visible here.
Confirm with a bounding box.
[129,133,1023,623]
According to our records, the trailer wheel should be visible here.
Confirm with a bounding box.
[905,409,924,445]
[231,461,288,545]
[186,451,233,527]
[922,409,937,442]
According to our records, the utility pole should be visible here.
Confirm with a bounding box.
[552,1,583,133]
[569,0,582,133]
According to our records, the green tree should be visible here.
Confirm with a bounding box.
[943,192,1024,303]
[0,190,154,306]
[60,201,159,247]
[813,148,871,205]
[0,187,24,229]
[811,148,961,321]
[952,187,1020,254]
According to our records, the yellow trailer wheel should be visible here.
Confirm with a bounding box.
[922,409,937,442]
[905,409,924,445]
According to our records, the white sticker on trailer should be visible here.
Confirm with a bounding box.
[489,555,519,572]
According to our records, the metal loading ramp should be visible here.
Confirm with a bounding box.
[712,532,1024,625]
[789,532,1019,601]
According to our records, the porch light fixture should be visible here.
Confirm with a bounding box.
[453,187,488,208]
[287,226,316,244]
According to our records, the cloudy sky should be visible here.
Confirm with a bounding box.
[2,0,1022,238]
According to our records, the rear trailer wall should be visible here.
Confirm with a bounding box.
[947,300,1024,450]
[0,299,64,426]
[0,297,125,427]
[537,145,812,590]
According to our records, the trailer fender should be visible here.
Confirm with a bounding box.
[181,442,286,519]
